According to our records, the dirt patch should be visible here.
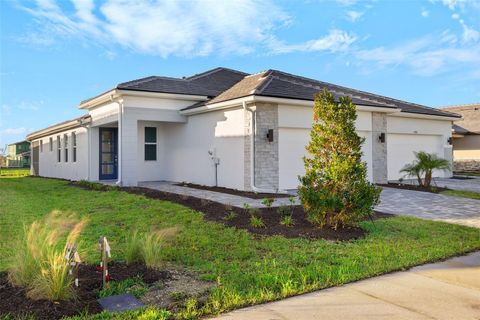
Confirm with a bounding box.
[120,186,393,241]
[378,183,449,194]
[175,182,290,199]
[141,268,214,312]
[0,263,169,320]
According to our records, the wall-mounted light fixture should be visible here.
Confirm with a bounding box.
[266,129,274,142]
[447,137,453,145]
[378,132,385,143]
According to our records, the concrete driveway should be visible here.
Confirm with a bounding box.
[392,176,480,193]
[212,252,480,320]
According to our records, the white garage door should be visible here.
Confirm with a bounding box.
[278,128,373,190]
[387,134,443,180]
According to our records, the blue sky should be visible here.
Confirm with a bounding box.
[1,0,479,148]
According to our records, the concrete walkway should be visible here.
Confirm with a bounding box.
[139,181,480,228]
[378,187,480,228]
[212,252,480,320]
[138,181,299,208]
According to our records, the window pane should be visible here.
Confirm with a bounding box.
[145,144,156,161]
[101,153,113,163]
[102,142,113,152]
[101,130,113,141]
[102,164,113,175]
[73,148,77,162]
[145,127,157,143]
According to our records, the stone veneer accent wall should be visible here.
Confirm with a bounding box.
[243,103,279,191]
[371,112,388,184]
[454,159,480,172]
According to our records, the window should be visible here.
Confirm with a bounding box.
[144,127,157,161]
[64,134,68,162]
[49,137,53,152]
[72,132,77,162]
[40,140,43,152]
[57,136,61,162]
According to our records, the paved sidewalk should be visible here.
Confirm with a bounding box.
[212,252,480,320]
[378,187,480,228]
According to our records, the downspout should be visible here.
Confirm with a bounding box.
[243,101,276,193]
[111,95,123,186]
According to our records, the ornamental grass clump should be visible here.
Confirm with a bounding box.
[8,211,88,301]
[298,90,381,229]
[124,227,179,269]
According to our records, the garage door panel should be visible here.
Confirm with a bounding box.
[279,128,373,190]
[387,134,443,180]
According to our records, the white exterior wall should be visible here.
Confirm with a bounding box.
[277,104,373,190]
[387,115,453,180]
[161,107,246,189]
[33,127,88,180]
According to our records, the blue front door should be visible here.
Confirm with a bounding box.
[99,128,118,180]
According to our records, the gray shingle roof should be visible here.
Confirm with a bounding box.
[439,103,480,133]
[117,67,247,97]
[200,70,459,118]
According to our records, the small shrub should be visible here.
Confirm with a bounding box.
[261,198,274,208]
[288,196,296,206]
[250,215,265,228]
[280,215,294,227]
[224,210,237,221]
[76,180,117,191]
[242,203,250,215]
[277,205,290,217]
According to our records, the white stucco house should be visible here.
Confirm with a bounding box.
[27,67,459,191]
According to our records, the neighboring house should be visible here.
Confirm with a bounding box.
[6,140,31,168]
[438,103,480,172]
[26,68,459,191]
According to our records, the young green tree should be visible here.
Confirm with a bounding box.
[297,89,381,229]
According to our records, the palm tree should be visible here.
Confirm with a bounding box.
[400,151,450,188]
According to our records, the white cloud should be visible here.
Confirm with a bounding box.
[355,35,480,76]
[347,10,364,22]
[335,0,358,6]
[269,29,357,54]
[421,9,430,17]
[18,0,303,57]
[451,13,460,19]
[460,20,480,43]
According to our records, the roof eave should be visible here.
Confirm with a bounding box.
[180,95,402,115]
[26,116,92,141]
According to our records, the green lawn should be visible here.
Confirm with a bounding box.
[1,177,479,319]
[454,171,480,177]
[441,189,480,200]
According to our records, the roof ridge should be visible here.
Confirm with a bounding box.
[252,72,274,94]
[117,76,159,88]
[269,69,460,116]
[185,67,248,80]
[268,72,396,107]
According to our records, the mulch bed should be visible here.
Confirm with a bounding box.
[378,183,449,194]
[175,182,291,199]
[121,186,393,241]
[0,263,169,320]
